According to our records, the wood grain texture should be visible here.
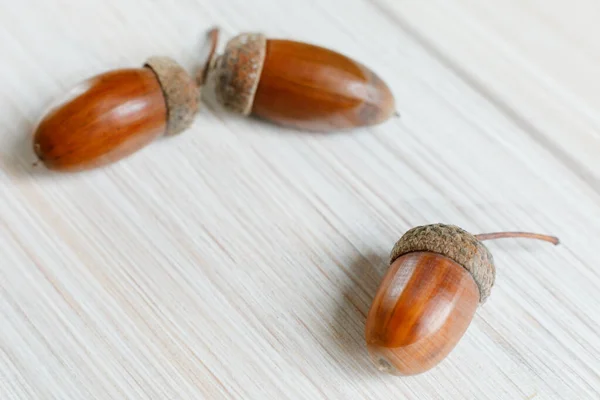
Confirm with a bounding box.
[365,252,480,376]
[0,0,598,399]
[34,68,167,171]
[252,39,395,131]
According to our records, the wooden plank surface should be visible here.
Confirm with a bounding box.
[0,1,598,398]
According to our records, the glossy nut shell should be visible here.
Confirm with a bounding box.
[365,252,480,376]
[34,68,167,171]
[253,39,395,131]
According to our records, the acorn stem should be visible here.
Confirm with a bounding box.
[475,232,559,245]
[197,27,220,86]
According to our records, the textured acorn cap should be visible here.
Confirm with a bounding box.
[204,33,267,116]
[145,57,199,135]
[390,224,496,303]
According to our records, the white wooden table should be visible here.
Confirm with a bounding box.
[1,1,599,399]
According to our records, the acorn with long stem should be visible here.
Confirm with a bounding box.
[365,224,559,376]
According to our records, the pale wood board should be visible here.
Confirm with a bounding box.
[0,1,598,399]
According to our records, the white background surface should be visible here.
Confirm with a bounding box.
[1,1,599,399]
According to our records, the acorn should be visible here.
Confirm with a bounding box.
[365,224,559,376]
[33,57,198,172]
[201,28,396,132]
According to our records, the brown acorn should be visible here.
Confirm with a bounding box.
[201,28,396,132]
[365,224,559,376]
[33,57,198,172]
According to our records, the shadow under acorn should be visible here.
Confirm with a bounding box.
[324,251,390,377]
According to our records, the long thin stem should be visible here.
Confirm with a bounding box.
[197,27,220,86]
[475,232,559,245]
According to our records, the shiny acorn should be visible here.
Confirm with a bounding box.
[365,224,559,376]
[201,28,396,131]
[33,57,198,172]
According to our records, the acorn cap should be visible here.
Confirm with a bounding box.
[390,224,496,303]
[145,57,199,135]
[204,33,267,116]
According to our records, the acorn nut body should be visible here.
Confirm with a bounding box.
[365,224,559,376]
[34,57,198,172]
[204,32,396,132]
